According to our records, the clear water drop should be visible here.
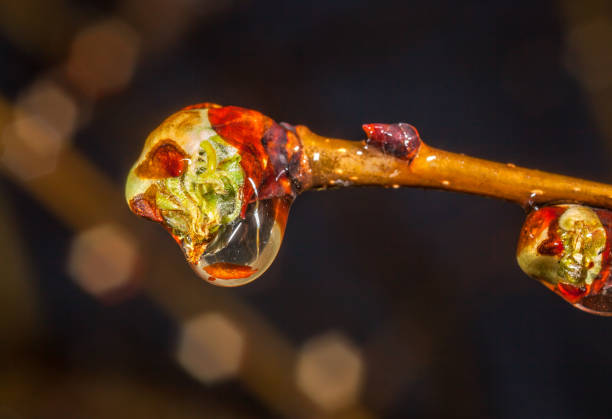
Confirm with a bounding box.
[193,196,291,286]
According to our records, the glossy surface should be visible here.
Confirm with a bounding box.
[299,126,612,211]
[194,196,291,286]
[127,103,612,302]
[362,122,421,161]
[517,204,612,315]
[126,104,307,286]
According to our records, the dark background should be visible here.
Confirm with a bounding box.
[2,0,612,418]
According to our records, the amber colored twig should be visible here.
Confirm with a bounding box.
[298,126,612,210]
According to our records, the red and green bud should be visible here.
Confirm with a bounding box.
[517,204,612,315]
[125,103,309,286]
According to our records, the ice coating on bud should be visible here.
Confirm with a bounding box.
[362,122,421,161]
[517,204,612,315]
[126,104,309,286]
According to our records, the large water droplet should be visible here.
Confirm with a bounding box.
[126,104,308,286]
[193,195,291,286]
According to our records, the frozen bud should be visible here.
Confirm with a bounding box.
[517,204,612,315]
[125,103,310,286]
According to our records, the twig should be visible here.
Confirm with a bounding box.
[298,125,612,210]
[124,104,612,316]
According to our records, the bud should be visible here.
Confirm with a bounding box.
[517,204,612,315]
[125,103,310,286]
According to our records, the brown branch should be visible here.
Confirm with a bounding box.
[297,125,612,210]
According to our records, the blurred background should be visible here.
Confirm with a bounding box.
[2,0,612,418]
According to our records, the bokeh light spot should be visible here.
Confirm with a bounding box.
[566,18,612,92]
[68,224,139,298]
[1,80,77,180]
[66,19,140,98]
[176,313,245,384]
[295,332,364,412]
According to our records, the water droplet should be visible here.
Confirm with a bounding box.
[193,196,292,286]
[126,105,308,286]
[521,191,540,212]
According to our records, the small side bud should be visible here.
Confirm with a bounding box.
[362,122,421,161]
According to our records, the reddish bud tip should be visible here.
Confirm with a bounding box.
[362,122,421,161]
